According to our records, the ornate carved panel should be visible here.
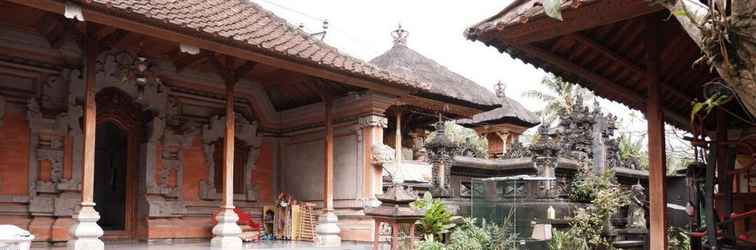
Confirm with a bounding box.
[199,114,262,201]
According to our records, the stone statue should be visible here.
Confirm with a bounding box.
[371,144,395,165]
[628,183,649,231]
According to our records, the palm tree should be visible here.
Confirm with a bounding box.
[522,73,593,125]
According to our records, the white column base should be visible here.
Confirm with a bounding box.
[67,204,104,250]
[315,211,341,247]
[210,207,242,249]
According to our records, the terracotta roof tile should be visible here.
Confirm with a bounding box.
[85,0,428,91]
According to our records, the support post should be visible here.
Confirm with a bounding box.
[316,97,341,246]
[210,79,242,249]
[645,20,667,250]
[68,24,104,250]
[395,111,402,164]
[716,111,734,238]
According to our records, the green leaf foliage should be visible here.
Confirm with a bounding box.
[690,93,731,123]
[411,192,460,240]
[416,217,519,250]
[556,168,629,249]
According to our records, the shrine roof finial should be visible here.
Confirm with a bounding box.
[391,24,409,46]
[494,81,506,98]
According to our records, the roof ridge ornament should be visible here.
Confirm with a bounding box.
[391,24,409,46]
[494,81,506,98]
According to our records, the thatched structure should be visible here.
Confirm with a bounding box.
[370,26,500,111]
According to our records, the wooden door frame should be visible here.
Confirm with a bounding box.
[94,87,144,240]
[94,118,139,240]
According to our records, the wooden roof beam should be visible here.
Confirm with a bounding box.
[173,52,209,73]
[568,33,693,103]
[506,0,663,45]
[517,44,689,126]
[98,28,129,49]
[36,13,66,49]
[209,54,258,86]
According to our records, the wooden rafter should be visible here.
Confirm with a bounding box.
[174,52,209,73]
[502,0,663,45]
[36,13,66,49]
[517,44,689,126]
[568,33,694,104]
[98,28,129,49]
[208,54,258,86]
[301,79,333,102]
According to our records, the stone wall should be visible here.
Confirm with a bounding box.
[281,125,363,203]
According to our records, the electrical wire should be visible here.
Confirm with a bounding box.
[252,0,383,56]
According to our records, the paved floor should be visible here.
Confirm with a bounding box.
[32,240,374,250]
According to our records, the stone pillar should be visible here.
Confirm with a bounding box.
[425,122,455,197]
[68,25,104,250]
[210,79,242,249]
[392,111,404,183]
[316,98,341,246]
[496,132,510,155]
[359,115,388,206]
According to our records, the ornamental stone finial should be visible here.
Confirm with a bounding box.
[391,24,409,46]
[494,81,506,98]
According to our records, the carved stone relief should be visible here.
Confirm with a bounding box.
[199,113,262,201]
[26,95,80,214]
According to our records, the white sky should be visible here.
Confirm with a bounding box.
[253,0,648,134]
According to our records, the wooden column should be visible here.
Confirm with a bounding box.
[395,111,402,163]
[222,81,236,209]
[68,23,104,250]
[323,98,334,211]
[716,111,735,238]
[81,25,98,206]
[210,56,254,248]
[645,20,667,250]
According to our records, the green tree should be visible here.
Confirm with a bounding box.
[522,73,593,125]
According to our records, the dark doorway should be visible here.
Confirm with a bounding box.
[94,122,128,231]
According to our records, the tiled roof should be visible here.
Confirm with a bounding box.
[82,0,430,91]
[456,95,539,128]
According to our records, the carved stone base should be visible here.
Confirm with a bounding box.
[210,207,242,249]
[315,211,341,247]
[67,204,104,250]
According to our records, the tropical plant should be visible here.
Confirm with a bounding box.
[522,73,593,125]
[548,229,589,250]
[669,226,691,250]
[416,217,519,250]
[617,134,649,170]
[417,238,446,250]
[561,168,629,249]
[427,121,488,157]
[411,192,460,240]
[447,218,488,250]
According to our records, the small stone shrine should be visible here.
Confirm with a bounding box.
[365,184,425,250]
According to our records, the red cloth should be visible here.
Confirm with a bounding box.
[234,207,261,231]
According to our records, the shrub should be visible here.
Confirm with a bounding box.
[554,168,629,249]
[416,217,519,250]
[411,192,459,240]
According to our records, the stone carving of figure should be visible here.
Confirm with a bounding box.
[371,144,395,165]
[628,183,649,231]
[27,98,41,120]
